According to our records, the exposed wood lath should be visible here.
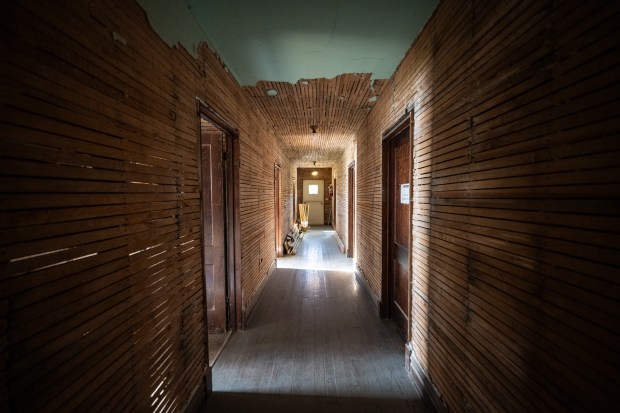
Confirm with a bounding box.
[244,74,386,163]
[351,0,620,411]
[0,0,291,411]
[333,143,356,252]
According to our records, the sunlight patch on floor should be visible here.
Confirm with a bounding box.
[276,226,354,272]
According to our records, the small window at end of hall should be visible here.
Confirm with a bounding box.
[308,184,319,195]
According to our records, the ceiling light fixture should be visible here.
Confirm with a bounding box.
[311,127,317,168]
[312,171,318,176]
[265,89,278,96]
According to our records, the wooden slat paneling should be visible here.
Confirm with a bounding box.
[351,0,620,411]
[333,144,356,252]
[1,0,291,411]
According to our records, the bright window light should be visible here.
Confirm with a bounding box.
[308,184,319,194]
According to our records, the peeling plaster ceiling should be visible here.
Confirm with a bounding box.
[139,0,438,86]
[138,0,438,164]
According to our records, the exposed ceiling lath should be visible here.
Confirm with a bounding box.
[137,0,438,163]
[245,74,386,163]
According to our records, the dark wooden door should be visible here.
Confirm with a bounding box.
[347,163,355,258]
[332,179,336,229]
[201,127,227,334]
[389,128,410,340]
[274,164,282,256]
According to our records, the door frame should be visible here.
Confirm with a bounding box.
[274,163,282,257]
[332,179,336,229]
[381,113,413,341]
[292,176,297,226]
[196,100,242,333]
[347,161,355,258]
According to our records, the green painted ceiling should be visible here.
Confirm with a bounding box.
[138,0,438,86]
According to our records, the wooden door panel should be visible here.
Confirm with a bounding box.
[394,243,409,313]
[389,127,410,340]
[274,165,282,256]
[332,179,336,228]
[204,265,215,311]
[393,257,409,335]
[303,179,324,225]
[347,164,355,258]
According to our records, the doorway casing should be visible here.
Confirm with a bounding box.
[347,162,355,258]
[274,163,282,256]
[381,113,413,342]
[197,100,242,337]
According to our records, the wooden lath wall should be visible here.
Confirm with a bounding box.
[356,116,384,298]
[244,75,386,163]
[333,141,356,254]
[0,0,290,411]
[354,0,620,411]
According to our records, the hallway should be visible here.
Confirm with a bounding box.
[206,227,427,413]
[2,1,618,411]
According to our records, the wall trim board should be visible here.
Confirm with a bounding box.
[354,267,381,315]
[406,344,449,413]
[335,231,346,253]
[195,97,238,133]
[181,378,208,413]
[381,113,410,140]
[242,259,277,328]
[204,365,212,396]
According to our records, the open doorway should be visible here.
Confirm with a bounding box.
[381,114,412,341]
[296,168,331,227]
[198,102,241,369]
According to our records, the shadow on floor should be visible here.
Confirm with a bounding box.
[205,392,428,413]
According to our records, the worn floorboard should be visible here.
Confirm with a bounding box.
[205,227,428,413]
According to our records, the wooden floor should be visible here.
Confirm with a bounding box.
[205,226,428,413]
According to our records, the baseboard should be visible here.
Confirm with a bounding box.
[242,259,277,328]
[335,231,346,253]
[406,343,449,413]
[205,365,212,396]
[354,267,380,314]
[182,368,210,413]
